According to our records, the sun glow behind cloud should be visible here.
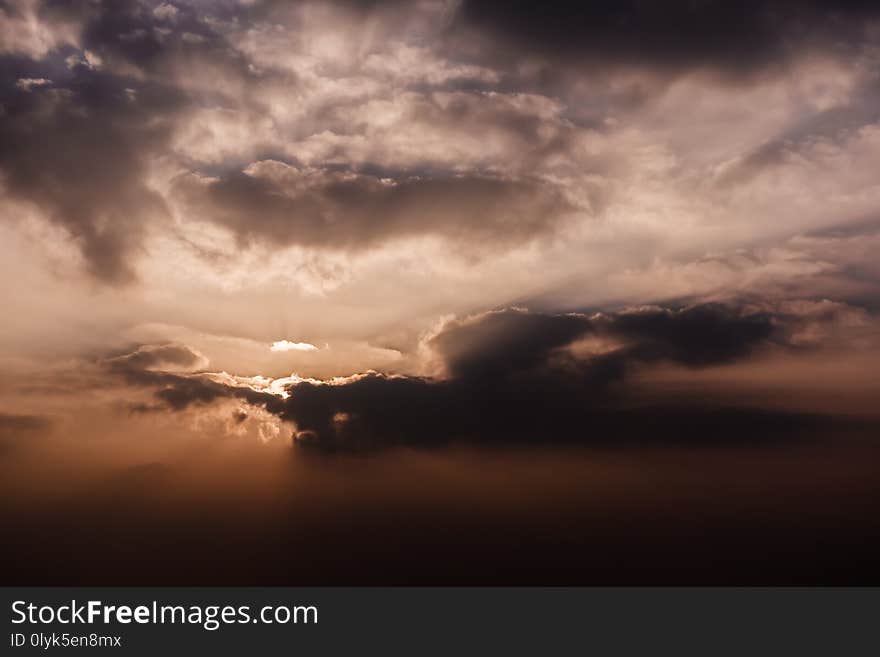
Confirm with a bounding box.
[270,340,319,353]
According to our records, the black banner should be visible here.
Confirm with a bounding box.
[2,588,878,655]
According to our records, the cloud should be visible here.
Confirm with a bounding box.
[453,0,880,79]
[152,3,179,23]
[0,0,255,283]
[120,322,404,379]
[104,343,209,383]
[171,162,572,252]
[0,412,51,454]
[114,302,843,449]
[2,1,591,283]
[270,340,318,352]
[0,0,80,58]
[14,77,50,90]
[1,0,879,382]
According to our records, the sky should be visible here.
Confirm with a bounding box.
[2,0,880,583]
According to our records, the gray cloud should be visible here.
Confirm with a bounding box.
[0,57,183,281]
[118,302,845,449]
[1,0,879,320]
[453,0,880,79]
[105,342,207,376]
[172,164,572,251]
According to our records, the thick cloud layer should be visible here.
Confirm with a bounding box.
[2,1,880,448]
[0,0,585,281]
[456,0,880,77]
[272,304,786,448]
[172,166,570,251]
[113,303,849,449]
[0,0,880,324]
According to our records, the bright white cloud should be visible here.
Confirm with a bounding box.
[270,340,319,353]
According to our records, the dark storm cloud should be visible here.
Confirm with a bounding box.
[453,0,880,77]
[429,310,593,380]
[269,304,783,448]
[121,303,821,449]
[597,304,776,366]
[0,56,184,281]
[172,168,571,250]
[0,0,252,282]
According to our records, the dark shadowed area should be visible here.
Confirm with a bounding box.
[3,433,880,584]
